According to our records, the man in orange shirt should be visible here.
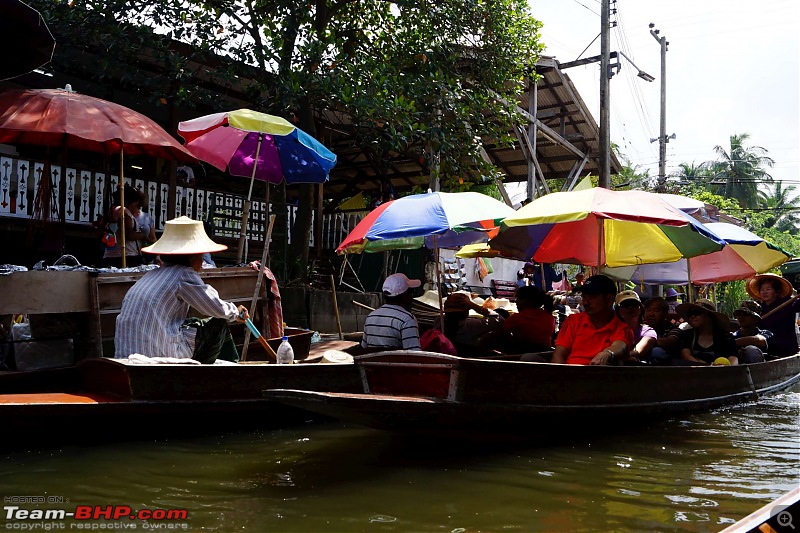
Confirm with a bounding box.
[551,275,633,365]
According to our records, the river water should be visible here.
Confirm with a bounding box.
[1,385,798,533]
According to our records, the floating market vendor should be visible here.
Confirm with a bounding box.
[746,273,799,358]
[114,216,248,363]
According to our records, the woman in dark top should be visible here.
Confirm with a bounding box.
[746,273,799,358]
[675,299,739,365]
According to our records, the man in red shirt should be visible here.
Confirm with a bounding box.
[551,275,633,365]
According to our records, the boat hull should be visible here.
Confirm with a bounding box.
[264,351,800,438]
[0,358,362,443]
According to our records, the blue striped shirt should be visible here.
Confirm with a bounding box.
[114,265,238,358]
[361,304,421,350]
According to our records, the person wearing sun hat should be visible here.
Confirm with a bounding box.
[361,273,422,351]
[675,298,739,365]
[746,273,799,358]
[114,216,249,363]
[732,300,771,363]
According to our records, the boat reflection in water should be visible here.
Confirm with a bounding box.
[1,384,797,532]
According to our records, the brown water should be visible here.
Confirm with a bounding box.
[1,386,798,533]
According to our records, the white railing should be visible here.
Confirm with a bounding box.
[0,155,364,250]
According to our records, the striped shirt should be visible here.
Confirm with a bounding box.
[361,304,421,350]
[115,265,238,359]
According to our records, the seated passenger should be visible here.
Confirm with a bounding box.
[615,290,657,364]
[361,273,422,351]
[435,292,502,355]
[675,299,739,365]
[732,301,770,364]
[489,286,555,354]
[643,296,681,365]
[551,275,633,366]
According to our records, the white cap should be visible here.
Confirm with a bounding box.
[382,273,421,297]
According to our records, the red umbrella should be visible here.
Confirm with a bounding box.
[0,88,195,161]
[0,87,196,265]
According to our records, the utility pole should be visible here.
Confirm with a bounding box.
[598,0,611,188]
[650,23,670,191]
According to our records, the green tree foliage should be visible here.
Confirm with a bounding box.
[711,133,774,209]
[32,0,544,281]
[757,181,800,234]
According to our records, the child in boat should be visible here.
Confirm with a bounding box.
[732,301,771,363]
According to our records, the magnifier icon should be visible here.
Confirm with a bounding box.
[777,511,795,530]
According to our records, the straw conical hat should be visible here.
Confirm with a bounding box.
[142,216,227,255]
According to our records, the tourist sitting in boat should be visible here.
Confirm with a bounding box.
[614,290,656,364]
[674,299,739,365]
[482,286,554,355]
[114,216,248,364]
[361,273,422,351]
[732,301,771,363]
[746,273,799,358]
[664,288,683,315]
[643,296,681,365]
[432,291,502,355]
[551,275,633,366]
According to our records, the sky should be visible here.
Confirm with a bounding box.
[525,0,800,195]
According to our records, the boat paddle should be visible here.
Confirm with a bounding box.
[759,292,800,321]
[240,311,279,361]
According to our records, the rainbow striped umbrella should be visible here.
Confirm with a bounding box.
[603,222,791,284]
[489,187,725,268]
[336,191,515,254]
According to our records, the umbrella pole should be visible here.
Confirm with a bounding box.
[434,235,444,328]
[242,213,277,361]
[540,263,546,290]
[237,133,263,264]
[597,218,603,273]
[120,147,126,269]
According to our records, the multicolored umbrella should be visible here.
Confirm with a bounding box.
[177,109,336,185]
[336,191,516,254]
[178,109,336,262]
[603,222,792,284]
[489,187,726,268]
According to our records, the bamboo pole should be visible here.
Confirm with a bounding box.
[120,147,126,268]
[241,213,276,361]
[331,274,344,340]
[237,134,263,264]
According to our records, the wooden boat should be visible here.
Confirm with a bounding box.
[719,486,800,533]
[0,349,362,443]
[263,351,800,439]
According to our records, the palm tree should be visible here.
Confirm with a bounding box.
[711,133,774,208]
[758,181,800,234]
[675,161,715,185]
